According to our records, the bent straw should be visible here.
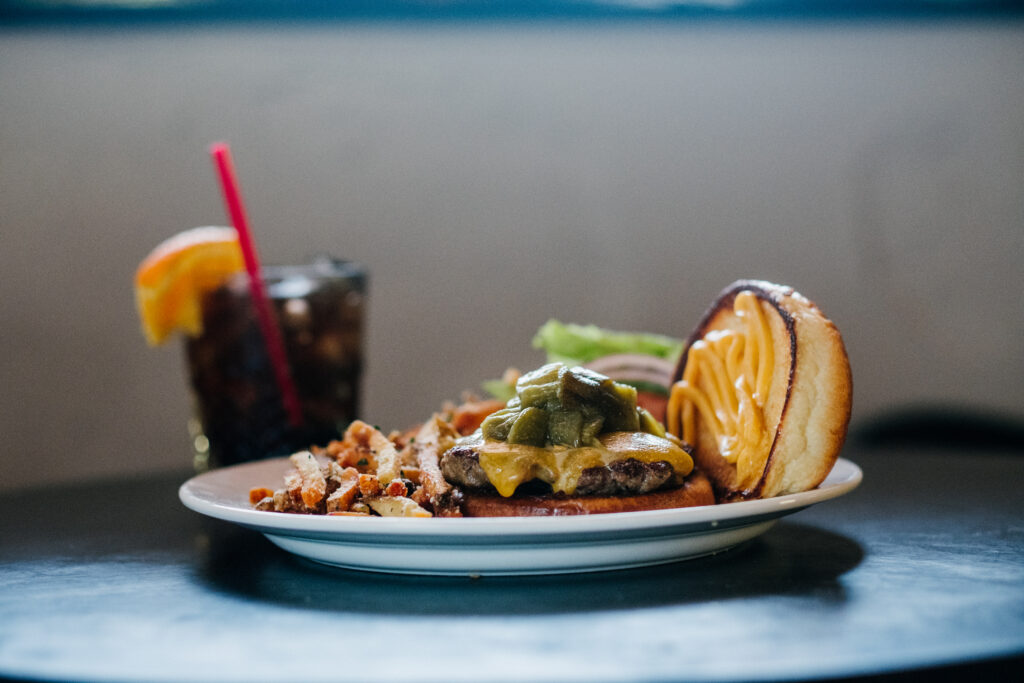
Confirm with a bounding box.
[210,142,304,428]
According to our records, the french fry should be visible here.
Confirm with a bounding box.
[272,488,294,512]
[253,400,497,518]
[366,496,432,518]
[253,495,276,512]
[321,422,379,472]
[399,467,422,485]
[358,473,382,497]
[384,479,408,497]
[414,415,462,517]
[249,487,274,505]
[365,426,401,485]
[283,471,303,507]
[326,467,360,513]
[410,486,430,507]
[290,450,327,509]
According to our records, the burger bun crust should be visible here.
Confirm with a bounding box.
[673,280,852,501]
[459,468,714,516]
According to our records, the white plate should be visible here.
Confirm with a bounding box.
[179,457,861,576]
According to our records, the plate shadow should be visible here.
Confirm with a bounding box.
[195,519,864,616]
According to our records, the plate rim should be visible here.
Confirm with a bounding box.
[179,456,862,539]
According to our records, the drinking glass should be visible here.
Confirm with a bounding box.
[184,257,367,471]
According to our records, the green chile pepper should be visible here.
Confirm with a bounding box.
[481,362,659,447]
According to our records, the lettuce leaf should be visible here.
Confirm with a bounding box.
[481,378,517,403]
[531,319,683,365]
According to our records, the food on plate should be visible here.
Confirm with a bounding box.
[529,320,683,422]
[252,420,430,517]
[531,319,683,367]
[666,280,852,501]
[250,401,501,517]
[441,362,712,516]
[250,278,851,517]
[250,364,713,517]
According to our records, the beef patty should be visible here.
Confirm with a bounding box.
[440,443,675,496]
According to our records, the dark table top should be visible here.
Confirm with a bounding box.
[1,445,1022,683]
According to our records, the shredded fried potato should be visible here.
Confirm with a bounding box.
[325,465,360,513]
[250,401,502,518]
[367,496,432,518]
[290,451,327,509]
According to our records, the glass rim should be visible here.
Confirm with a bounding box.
[250,256,367,283]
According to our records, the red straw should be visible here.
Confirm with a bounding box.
[209,142,304,428]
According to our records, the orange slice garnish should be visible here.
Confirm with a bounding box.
[134,226,245,345]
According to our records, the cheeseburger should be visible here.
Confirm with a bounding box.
[434,362,715,516]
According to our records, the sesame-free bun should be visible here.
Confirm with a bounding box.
[459,468,714,516]
[670,280,852,501]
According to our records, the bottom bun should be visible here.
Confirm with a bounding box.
[459,469,715,517]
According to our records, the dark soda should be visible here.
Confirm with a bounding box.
[185,257,367,470]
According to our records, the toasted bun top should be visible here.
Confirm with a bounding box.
[667,280,852,500]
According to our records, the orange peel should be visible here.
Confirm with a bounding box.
[134,226,245,345]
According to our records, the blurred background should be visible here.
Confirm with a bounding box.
[1,1,1022,491]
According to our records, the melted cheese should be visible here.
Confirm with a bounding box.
[667,291,774,489]
[471,431,694,497]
